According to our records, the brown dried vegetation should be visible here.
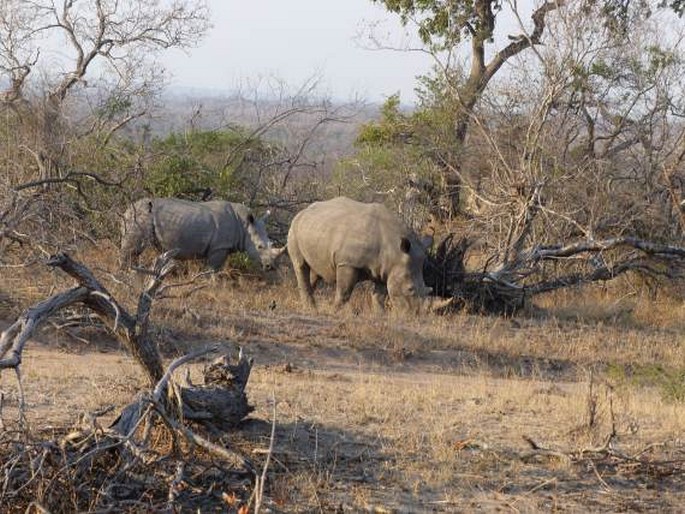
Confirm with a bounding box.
[1,2,685,511]
[1,243,685,512]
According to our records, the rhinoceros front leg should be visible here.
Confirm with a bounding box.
[206,249,230,272]
[334,266,359,308]
[120,236,145,270]
[120,204,154,270]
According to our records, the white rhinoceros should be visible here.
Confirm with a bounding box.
[120,197,285,271]
[287,197,449,312]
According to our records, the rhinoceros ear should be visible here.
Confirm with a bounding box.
[400,237,411,254]
[247,213,255,224]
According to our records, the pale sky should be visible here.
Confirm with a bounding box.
[160,0,438,104]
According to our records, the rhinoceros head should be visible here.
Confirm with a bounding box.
[242,210,286,271]
[386,236,433,312]
[385,236,454,313]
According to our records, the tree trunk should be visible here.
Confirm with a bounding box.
[438,0,564,216]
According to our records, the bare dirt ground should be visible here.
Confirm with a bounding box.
[2,249,685,512]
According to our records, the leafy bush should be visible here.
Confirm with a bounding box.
[608,363,685,403]
[333,94,446,229]
[145,129,269,200]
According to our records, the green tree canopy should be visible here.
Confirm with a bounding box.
[146,129,277,202]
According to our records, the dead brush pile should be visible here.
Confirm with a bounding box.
[0,252,268,513]
[424,230,685,316]
[0,423,255,512]
[424,234,526,315]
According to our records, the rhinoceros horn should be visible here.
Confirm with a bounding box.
[274,246,287,258]
[425,296,454,312]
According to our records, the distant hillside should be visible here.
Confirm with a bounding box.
[141,88,382,160]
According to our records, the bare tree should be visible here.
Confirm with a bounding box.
[366,0,566,215]
[425,3,685,312]
[0,0,209,179]
[0,0,210,265]
[227,78,362,208]
[0,251,256,511]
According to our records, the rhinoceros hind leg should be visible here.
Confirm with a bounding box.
[293,261,316,309]
[334,266,359,308]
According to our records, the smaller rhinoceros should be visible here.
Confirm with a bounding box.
[287,196,450,312]
[120,197,285,271]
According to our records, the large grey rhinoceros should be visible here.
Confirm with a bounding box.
[287,197,450,312]
[120,197,285,271]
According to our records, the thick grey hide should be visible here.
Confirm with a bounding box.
[287,196,431,310]
[120,198,278,271]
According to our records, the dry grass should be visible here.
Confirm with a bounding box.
[2,243,685,511]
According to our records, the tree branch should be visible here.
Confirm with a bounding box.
[483,0,564,89]
[0,287,89,369]
[46,252,164,385]
[529,237,685,261]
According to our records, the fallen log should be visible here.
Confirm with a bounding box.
[425,234,685,315]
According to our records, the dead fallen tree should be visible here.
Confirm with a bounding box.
[425,234,685,315]
[0,251,258,512]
